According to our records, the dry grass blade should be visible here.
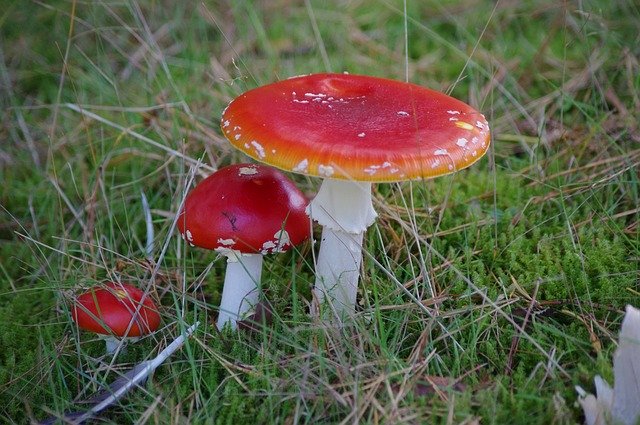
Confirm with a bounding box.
[65,103,215,172]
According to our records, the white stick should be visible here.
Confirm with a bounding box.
[87,322,199,417]
[216,253,263,330]
[43,322,200,424]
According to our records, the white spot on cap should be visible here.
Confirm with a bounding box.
[261,241,276,253]
[293,99,310,104]
[471,137,479,144]
[449,117,459,121]
[185,230,193,242]
[472,150,477,156]
[292,158,309,173]
[223,120,230,128]
[238,166,258,176]
[244,143,250,149]
[214,247,244,262]
[364,161,393,175]
[261,230,291,254]
[448,164,454,170]
[273,230,290,250]
[251,141,266,159]
[358,132,366,137]
[456,138,469,148]
[305,92,327,98]
[434,149,448,156]
[234,134,241,140]
[318,164,334,177]
[431,159,441,168]
[476,120,486,130]
[447,110,460,115]
[397,111,410,117]
[217,238,235,246]
[233,126,241,130]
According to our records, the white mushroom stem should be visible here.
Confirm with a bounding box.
[103,336,140,355]
[315,227,364,316]
[307,179,377,319]
[104,336,121,354]
[216,252,263,330]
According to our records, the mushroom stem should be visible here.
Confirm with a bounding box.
[314,227,364,317]
[104,336,121,354]
[308,179,377,319]
[216,253,263,330]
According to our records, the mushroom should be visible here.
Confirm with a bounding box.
[177,163,310,330]
[220,73,491,319]
[72,282,161,354]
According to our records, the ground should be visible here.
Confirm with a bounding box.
[0,0,638,423]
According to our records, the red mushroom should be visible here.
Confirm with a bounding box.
[72,282,161,353]
[221,73,491,319]
[177,163,310,330]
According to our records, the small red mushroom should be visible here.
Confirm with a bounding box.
[72,282,161,353]
[177,163,310,330]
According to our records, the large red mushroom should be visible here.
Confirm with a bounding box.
[72,282,161,353]
[221,73,491,319]
[177,163,310,330]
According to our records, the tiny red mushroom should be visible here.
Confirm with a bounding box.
[72,282,161,353]
[221,73,491,319]
[177,163,310,330]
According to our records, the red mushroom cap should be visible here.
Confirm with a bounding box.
[72,282,161,337]
[221,73,490,182]
[177,163,310,253]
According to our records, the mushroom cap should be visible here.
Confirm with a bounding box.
[72,282,161,337]
[221,73,490,182]
[177,163,310,253]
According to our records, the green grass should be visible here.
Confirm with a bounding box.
[1,0,639,423]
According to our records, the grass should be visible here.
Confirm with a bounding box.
[1,0,639,423]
